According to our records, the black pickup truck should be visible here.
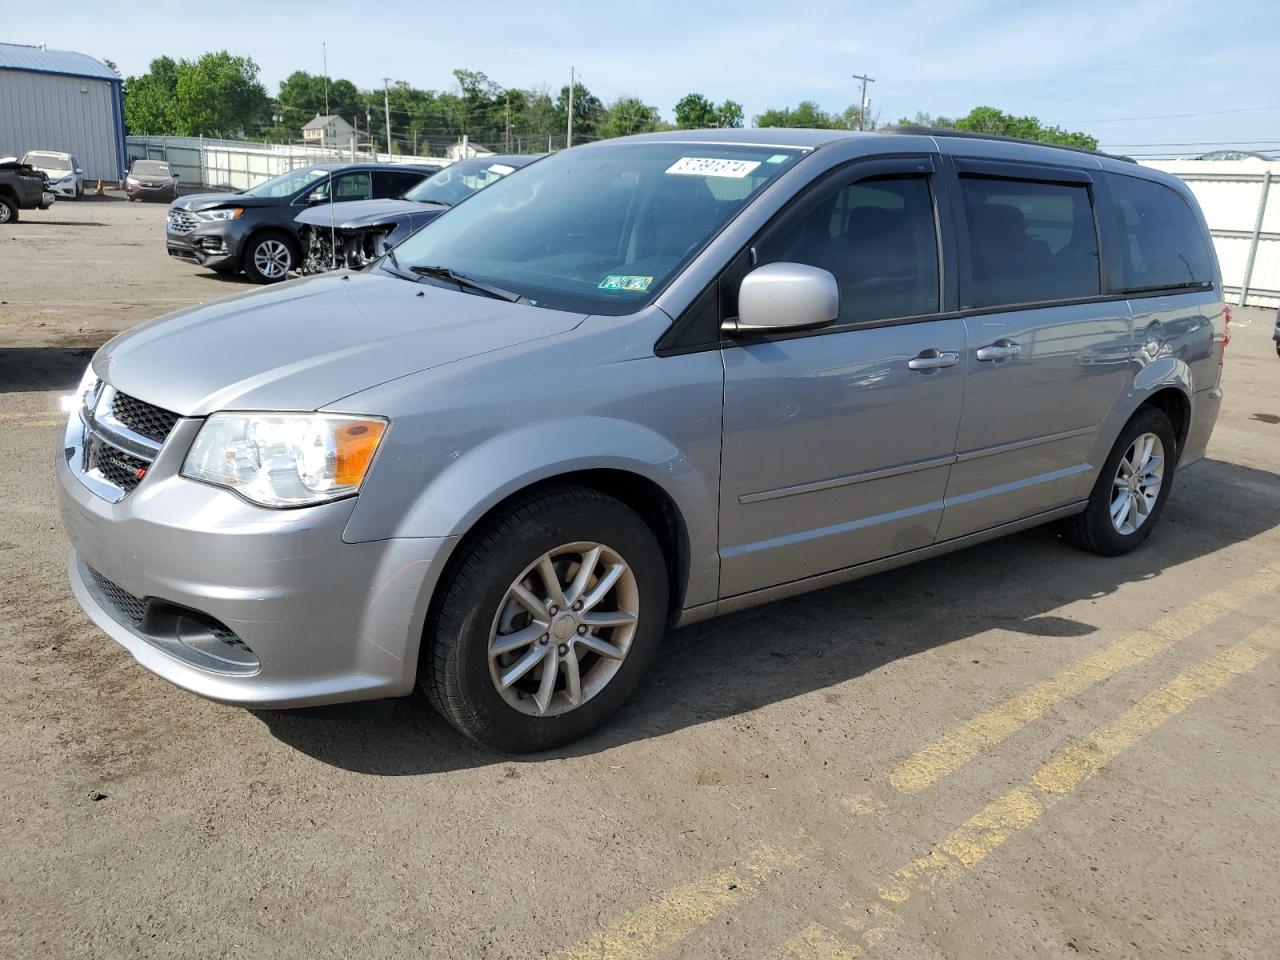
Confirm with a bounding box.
[0,160,54,223]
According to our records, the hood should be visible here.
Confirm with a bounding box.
[94,272,588,416]
[172,192,278,211]
[295,197,447,230]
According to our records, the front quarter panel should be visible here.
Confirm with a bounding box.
[337,308,725,608]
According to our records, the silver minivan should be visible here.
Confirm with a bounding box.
[58,129,1227,751]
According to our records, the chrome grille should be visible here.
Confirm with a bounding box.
[87,437,149,493]
[111,392,179,444]
[68,384,179,502]
[167,209,198,234]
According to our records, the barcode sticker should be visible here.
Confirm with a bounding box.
[665,157,762,179]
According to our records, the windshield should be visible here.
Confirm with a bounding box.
[403,158,523,206]
[131,160,171,177]
[242,167,331,198]
[23,151,72,172]
[388,143,803,314]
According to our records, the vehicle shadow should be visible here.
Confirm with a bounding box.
[257,456,1280,775]
[0,346,97,393]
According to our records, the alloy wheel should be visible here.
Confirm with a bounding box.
[253,239,292,280]
[1110,432,1164,535]
[488,541,640,717]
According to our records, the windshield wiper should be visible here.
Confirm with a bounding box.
[409,265,525,303]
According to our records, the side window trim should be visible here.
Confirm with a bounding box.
[655,153,949,356]
[948,156,1104,311]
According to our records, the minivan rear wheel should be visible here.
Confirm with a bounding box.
[421,486,669,753]
[1060,406,1177,556]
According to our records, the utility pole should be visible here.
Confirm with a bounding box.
[566,65,574,149]
[851,72,875,130]
[505,94,512,153]
[382,78,393,157]
[322,42,329,116]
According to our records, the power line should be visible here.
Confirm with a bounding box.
[1058,104,1280,124]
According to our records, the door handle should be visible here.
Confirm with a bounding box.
[976,339,1021,362]
[907,349,960,371]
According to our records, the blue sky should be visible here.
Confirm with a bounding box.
[10,0,1280,155]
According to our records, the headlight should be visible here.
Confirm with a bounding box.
[125,177,139,186]
[181,412,388,508]
[195,207,243,222]
[60,363,100,414]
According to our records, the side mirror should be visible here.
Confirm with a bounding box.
[724,262,839,334]
[75,167,84,175]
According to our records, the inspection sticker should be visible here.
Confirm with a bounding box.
[598,275,653,291]
[666,157,761,178]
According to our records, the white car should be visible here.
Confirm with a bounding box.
[22,150,83,199]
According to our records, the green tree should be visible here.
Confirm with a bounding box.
[276,71,361,133]
[674,92,717,128]
[555,81,604,141]
[674,93,743,129]
[895,106,1095,149]
[123,56,178,134]
[715,100,744,128]
[600,96,662,138]
[754,100,836,128]
[172,52,270,137]
[951,106,1097,149]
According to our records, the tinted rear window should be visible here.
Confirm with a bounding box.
[1106,173,1215,292]
[959,176,1100,308]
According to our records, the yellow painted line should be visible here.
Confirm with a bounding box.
[888,564,1280,795]
[552,844,802,960]
[782,619,1280,958]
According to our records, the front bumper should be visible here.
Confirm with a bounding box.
[128,181,177,202]
[38,192,55,209]
[166,217,244,270]
[48,180,77,198]
[57,410,452,708]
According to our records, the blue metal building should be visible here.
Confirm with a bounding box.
[0,43,126,181]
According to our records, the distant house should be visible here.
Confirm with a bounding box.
[445,140,495,161]
[302,114,355,148]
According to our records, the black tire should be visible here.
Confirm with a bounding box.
[421,486,669,753]
[0,196,17,224]
[1059,406,1178,556]
[75,182,84,200]
[241,231,297,284]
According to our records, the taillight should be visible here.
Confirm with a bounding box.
[1220,303,1232,363]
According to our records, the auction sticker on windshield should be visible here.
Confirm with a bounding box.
[598,275,653,291]
[666,157,762,178]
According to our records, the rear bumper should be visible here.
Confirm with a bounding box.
[1181,385,1222,469]
[57,418,453,708]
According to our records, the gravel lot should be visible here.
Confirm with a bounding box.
[2,195,1278,960]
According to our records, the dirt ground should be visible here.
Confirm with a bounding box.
[1,194,1278,960]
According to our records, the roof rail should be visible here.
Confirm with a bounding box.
[879,125,1137,164]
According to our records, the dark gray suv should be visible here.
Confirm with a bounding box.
[165,162,436,283]
[62,129,1226,752]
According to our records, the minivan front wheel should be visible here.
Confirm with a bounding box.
[422,487,669,752]
[1061,406,1177,556]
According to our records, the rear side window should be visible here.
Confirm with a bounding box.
[959,176,1099,308]
[754,174,940,323]
[374,170,427,198]
[1105,173,1215,292]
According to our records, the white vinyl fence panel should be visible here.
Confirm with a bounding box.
[126,136,447,192]
[1141,159,1280,308]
